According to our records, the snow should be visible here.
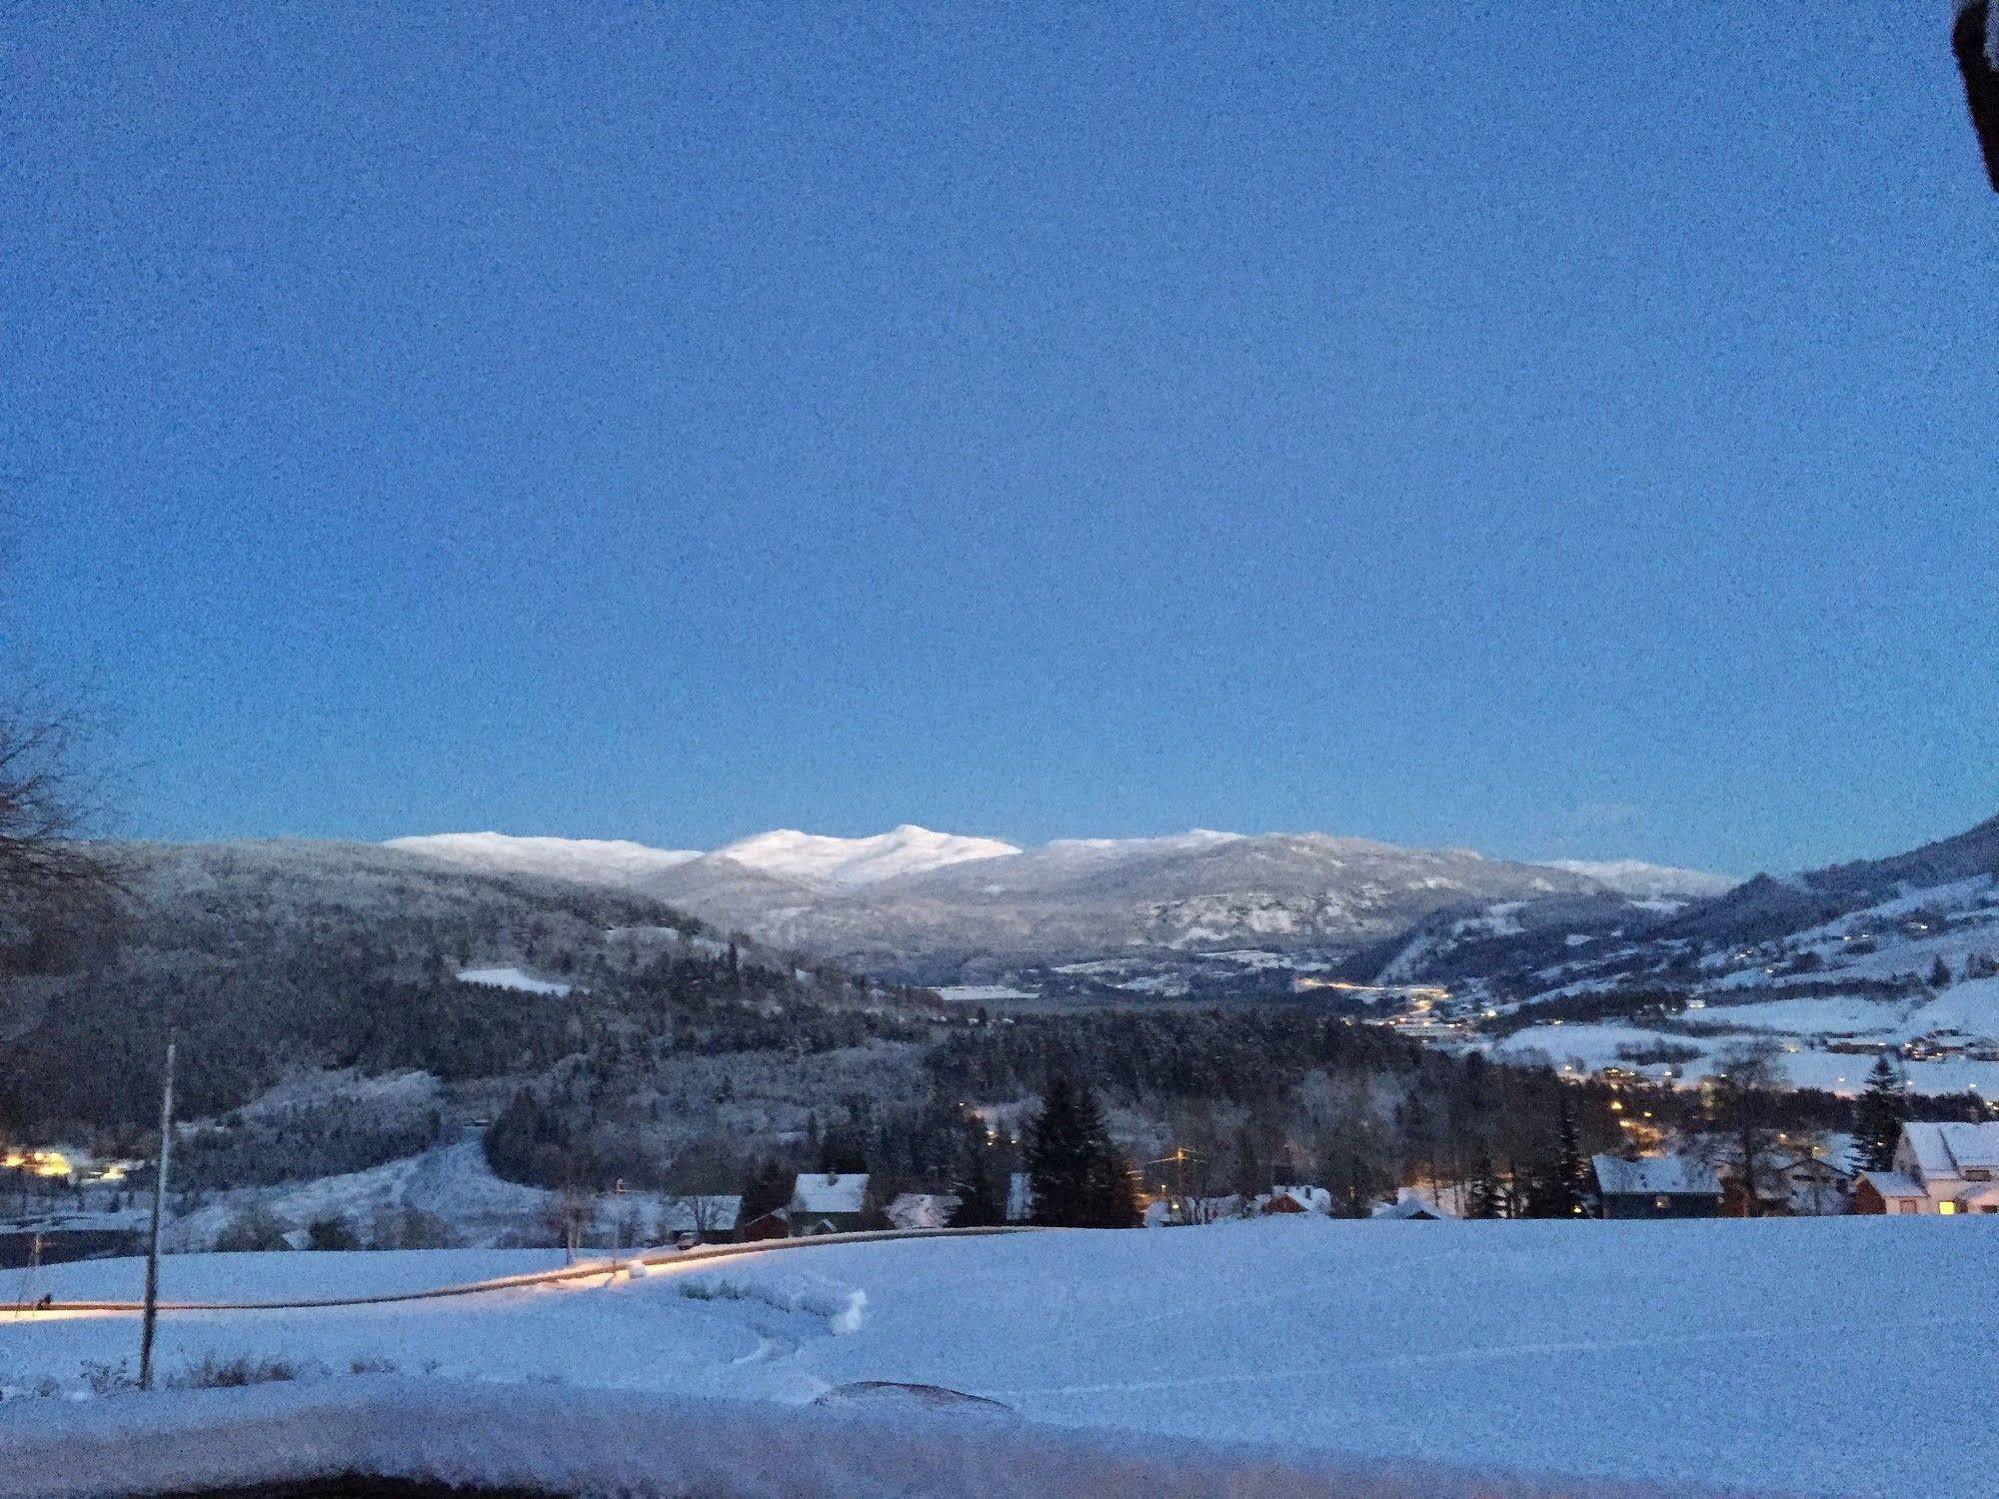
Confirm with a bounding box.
[935,984,1036,1002]
[6,1222,1999,1495]
[1857,1170,1923,1200]
[1489,1020,1999,1097]
[1902,1121,1999,1176]
[712,825,1020,888]
[1539,860,1739,898]
[1684,996,1901,1037]
[454,966,572,996]
[387,831,701,885]
[0,1376,1686,1499]
[162,1141,556,1252]
[1038,829,1244,863]
[1262,1185,1332,1215]
[885,1193,959,1231]
[791,1173,870,1216]
[1902,976,1999,1035]
[1591,1154,1719,1197]
[215,1068,441,1123]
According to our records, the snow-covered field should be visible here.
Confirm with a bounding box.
[5,1219,1995,1496]
[1487,1021,1999,1096]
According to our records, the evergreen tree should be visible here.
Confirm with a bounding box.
[947,1122,1008,1228]
[738,1157,793,1223]
[1929,955,1953,989]
[1027,1076,1138,1228]
[1855,1055,1910,1172]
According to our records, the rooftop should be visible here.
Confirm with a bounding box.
[790,1172,870,1215]
[1592,1153,1721,1198]
[1903,1122,1999,1179]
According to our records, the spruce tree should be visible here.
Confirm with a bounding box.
[948,1123,1008,1228]
[1026,1075,1090,1226]
[1027,1076,1137,1228]
[1855,1055,1910,1172]
[739,1157,796,1224]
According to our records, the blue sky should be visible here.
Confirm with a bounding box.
[4,4,1993,876]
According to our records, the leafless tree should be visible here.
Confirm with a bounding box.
[657,1190,726,1244]
[0,694,111,899]
[1703,1042,1789,1217]
[0,686,121,980]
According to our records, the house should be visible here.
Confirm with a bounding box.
[1176,1194,1248,1225]
[1854,1122,1999,1215]
[655,1194,741,1248]
[737,1207,790,1242]
[1852,1172,1928,1216]
[1370,1197,1451,1221]
[787,1172,874,1235]
[1592,1154,1722,1219]
[884,1192,959,1231]
[1771,1155,1853,1217]
[1719,1154,1852,1217]
[1257,1184,1332,1216]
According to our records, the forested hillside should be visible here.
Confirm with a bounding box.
[0,840,1875,1229]
[0,841,931,1154]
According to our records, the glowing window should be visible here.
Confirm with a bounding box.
[1939,1201,1957,1215]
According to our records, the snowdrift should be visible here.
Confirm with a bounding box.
[0,1376,1742,1499]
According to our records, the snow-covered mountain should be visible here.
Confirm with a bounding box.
[1538,858,1738,899]
[707,825,1020,889]
[385,832,701,887]
[392,824,1720,979]
[1377,811,1999,1096]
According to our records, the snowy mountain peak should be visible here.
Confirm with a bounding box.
[710,825,1022,889]
[1540,858,1740,898]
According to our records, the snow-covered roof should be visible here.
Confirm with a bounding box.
[1261,1185,1332,1215]
[1371,1198,1452,1220]
[1592,1154,1720,1198]
[790,1173,870,1215]
[884,1192,958,1231]
[1859,1170,1925,1200]
[1902,1122,1999,1179]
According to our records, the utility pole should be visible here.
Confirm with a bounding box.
[139,1035,176,1391]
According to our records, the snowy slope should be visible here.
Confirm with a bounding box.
[386,832,701,887]
[384,825,1695,976]
[7,1221,1997,1496]
[455,965,573,996]
[710,825,1020,888]
[162,1141,558,1252]
[1539,859,1738,898]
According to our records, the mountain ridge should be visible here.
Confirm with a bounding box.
[389,824,1736,979]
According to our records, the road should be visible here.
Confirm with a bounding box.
[18,1225,1043,1316]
